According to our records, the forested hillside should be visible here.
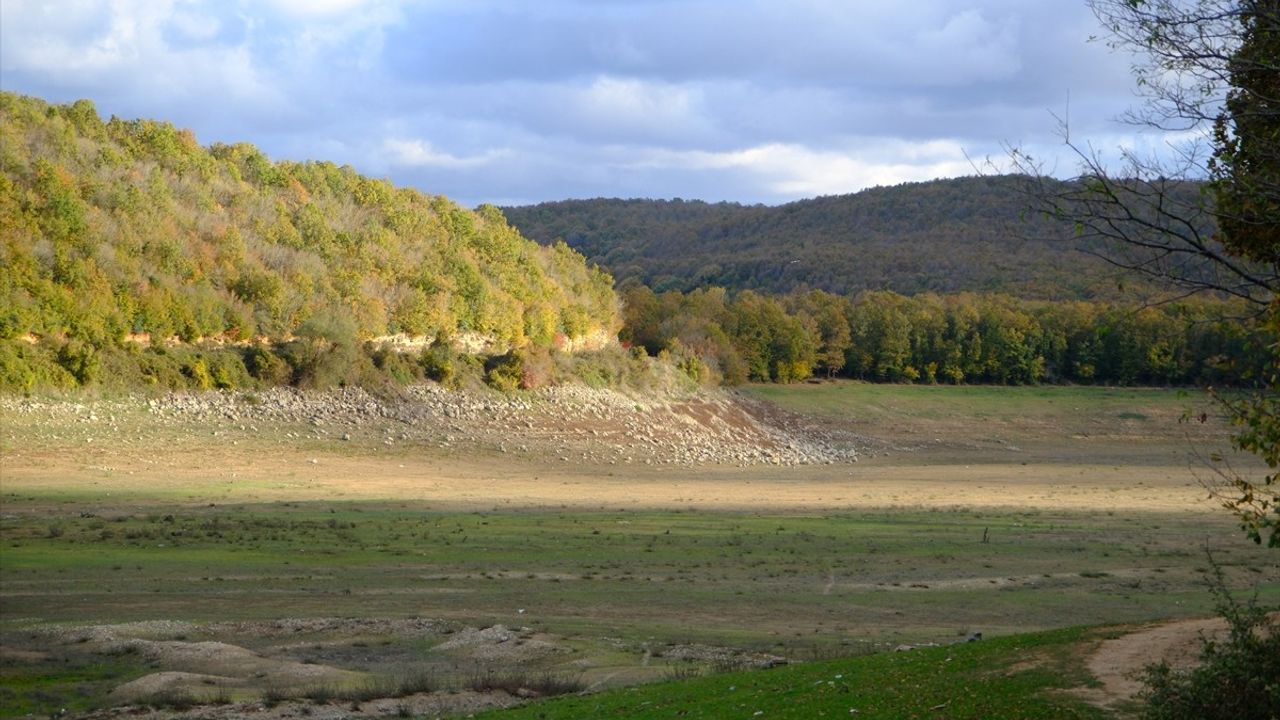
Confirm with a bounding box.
[502,177,1203,299]
[0,93,620,391]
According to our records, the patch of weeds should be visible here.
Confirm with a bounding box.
[663,663,703,681]
[144,688,198,710]
[466,669,584,697]
[303,683,336,703]
[393,669,438,696]
[261,684,288,708]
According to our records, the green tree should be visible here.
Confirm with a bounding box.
[1014,1,1278,545]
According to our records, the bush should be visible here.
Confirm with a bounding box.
[465,668,584,697]
[1140,559,1280,720]
[517,346,555,389]
[204,350,251,389]
[55,339,99,385]
[0,340,75,393]
[276,337,369,389]
[419,345,456,384]
[484,351,523,392]
[243,345,291,385]
[181,357,214,390]
[133,347,188,390]
[369,344,421,384]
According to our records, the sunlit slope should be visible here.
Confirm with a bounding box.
[0,92,619,351]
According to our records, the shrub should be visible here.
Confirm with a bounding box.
[243,345,291,385]
[419,345,456,384]
[204,350,251,389]
[484,351,523,392]
[55,338,99,385]
[181,357,214,390]
[517,345,555,389]
[0,340,75,393]
[369,344,421,384]
[465,669,583,697]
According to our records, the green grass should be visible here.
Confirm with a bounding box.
[0,650,152,717]
[476,626,1107,719]
[4,502,1274,651]
[743,382,1208,424]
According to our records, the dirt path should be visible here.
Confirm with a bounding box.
[1078,617,1226,712]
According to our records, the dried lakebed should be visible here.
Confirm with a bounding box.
[2,382,1276,718]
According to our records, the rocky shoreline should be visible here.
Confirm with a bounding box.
[4,383,858,468]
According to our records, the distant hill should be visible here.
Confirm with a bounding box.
[0,93,619,353]
[502,176,1187,300]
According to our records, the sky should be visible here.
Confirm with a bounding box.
[0,0,1171,207]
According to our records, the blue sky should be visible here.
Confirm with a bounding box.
[1,1,1169,206]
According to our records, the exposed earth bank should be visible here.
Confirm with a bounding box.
[4,383,859,470]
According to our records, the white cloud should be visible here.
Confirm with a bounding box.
[1,0,283,112]
[384,138,509,169]
[0,0,1171,204]
[264,0,386,18]
[169,6,221,41]
[632,140,974,197]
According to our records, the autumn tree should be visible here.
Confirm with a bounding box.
[1012,1,1277,545]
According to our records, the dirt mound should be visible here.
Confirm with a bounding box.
[110,671,234,703]
[434,624,568,663]
[658,643,788,669]
[123,638,362,688]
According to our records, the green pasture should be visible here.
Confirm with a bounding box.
[478,626,1109,720]
[743,382,1213,425]
[3,502,1274,641]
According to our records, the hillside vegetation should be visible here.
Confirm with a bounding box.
[0,93,619,391]
[502,176,1205,299]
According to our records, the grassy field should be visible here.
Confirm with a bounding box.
[475,626,1110,719]
[1,382,1276,718]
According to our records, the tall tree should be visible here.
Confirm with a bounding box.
[1014,0,1278,545]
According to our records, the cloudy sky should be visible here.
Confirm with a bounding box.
[1,1,1165,206]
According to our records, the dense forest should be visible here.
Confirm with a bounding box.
[0,93,620,392]
[501,177,1210,299]
[0,93,1262,395]
[622,285,1265,388]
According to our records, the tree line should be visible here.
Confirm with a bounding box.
[622,285,1266,387]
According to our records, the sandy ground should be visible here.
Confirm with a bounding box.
[2,440,1222,514]
[1078,611,1280,713]
[1084,617,1227,707]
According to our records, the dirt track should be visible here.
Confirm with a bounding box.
[1074,617,1224,712]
